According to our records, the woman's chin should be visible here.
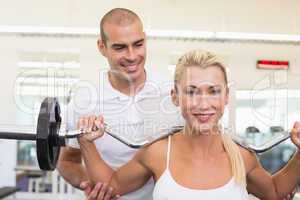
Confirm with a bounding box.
[189,122,219,135]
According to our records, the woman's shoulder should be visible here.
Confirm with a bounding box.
[143,135,169,157]
[238,146,259,173]
[135,135,170,173]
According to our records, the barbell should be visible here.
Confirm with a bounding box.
[0,97,292,171]
[0,97,69,171]
[0,97,183,171]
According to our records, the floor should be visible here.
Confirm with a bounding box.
[3,191,300,200]
[3,192,84,200]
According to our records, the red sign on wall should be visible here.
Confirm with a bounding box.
[257,60,289,69]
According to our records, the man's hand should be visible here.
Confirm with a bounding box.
[80,181,120,200]
[290,122,300,149]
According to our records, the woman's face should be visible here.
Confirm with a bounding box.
[172,65,228,134]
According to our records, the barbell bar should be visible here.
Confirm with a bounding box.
[0,97,292,171]
[0,97,132,170]
[0,97,183,171]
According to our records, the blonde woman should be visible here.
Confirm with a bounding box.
[78,50,300,200]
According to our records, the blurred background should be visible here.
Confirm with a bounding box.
[0,0,300,199]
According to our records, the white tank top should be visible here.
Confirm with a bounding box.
[153,136,249,200]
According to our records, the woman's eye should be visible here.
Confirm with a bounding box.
[210,88,221,95]
[186,90,196,95]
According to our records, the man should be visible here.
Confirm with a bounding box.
[57,8,180,200]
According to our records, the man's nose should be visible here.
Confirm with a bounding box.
[125,47,137,61]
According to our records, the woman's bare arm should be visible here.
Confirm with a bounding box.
[76,115,154,196]
[79,139,153,196]
[243,148,300,200]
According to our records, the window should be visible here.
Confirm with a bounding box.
[15,50,80,167]
[235,89,298,173]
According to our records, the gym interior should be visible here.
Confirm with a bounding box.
[1,0,300,199]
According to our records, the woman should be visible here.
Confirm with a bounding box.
[77,50,300,200]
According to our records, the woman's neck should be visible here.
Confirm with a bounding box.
[181,126,224,159]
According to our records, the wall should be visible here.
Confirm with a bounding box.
[0,0,300,125]
[1,0,300,34]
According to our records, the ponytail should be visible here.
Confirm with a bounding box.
[221,132,246,185]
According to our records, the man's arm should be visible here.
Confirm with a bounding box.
[57,146,88,188]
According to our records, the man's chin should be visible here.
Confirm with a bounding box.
[126,69,144,80]
[114,69,139,80]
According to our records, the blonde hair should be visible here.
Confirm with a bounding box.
[221,132,246,185]
[175,50,246,185]
[175,50,228,84]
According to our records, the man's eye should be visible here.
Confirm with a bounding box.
[114,47,124,51]
[135,42,143,47]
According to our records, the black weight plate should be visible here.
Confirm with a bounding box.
[36,97,62,170]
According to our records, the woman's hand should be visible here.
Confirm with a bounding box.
[77,115,105,143]
[290,121,300,149]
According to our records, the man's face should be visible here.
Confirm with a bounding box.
[99,20,146,82]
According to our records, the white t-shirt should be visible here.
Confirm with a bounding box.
[65,70,183,200]
[153,136,249,200]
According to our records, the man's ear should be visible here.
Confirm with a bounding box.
[97,39,106,57]
[171,88,179,106]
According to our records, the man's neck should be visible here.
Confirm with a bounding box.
[108,70,146,96]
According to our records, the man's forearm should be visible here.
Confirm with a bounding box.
[57,160,88,189]
[272,150,300,198]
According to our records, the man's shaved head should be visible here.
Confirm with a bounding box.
[100,8,143,44]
